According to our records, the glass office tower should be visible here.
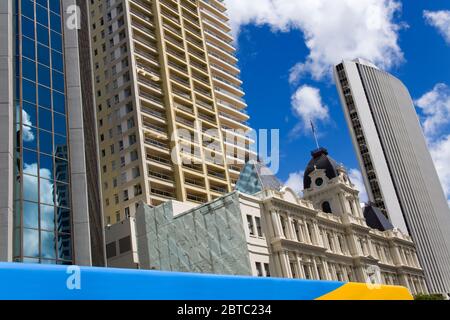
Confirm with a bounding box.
[0,0,101,266]
[13,0,72,264]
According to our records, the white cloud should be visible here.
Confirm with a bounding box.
[285,171,304,195]
[22,164,55,258]
[424,10,450,45]
[23,163,54,206]
[22,110,35,142]
[415,83,450,138]
[349,168,369,203]
[291,85,329,135]
[225,0,404,80]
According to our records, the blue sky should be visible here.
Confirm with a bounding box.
[224,0,450,204]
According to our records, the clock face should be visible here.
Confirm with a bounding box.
[315,178,324,187]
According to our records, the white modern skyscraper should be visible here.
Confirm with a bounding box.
[334,59,450,294]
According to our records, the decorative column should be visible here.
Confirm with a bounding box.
[339,192,348,215]
[279,251,292,278]
[312,258,320,280]
[271,210,281,238]
[312,221,323,247]
[297,254,305,279]
[303,219,312,244]
[322,259,332,280]
[286,215,295,241]
[333,234,341,254]
[367,237,376,257]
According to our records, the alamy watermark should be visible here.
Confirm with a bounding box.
[66,5,81,30]
[66,266,81,290]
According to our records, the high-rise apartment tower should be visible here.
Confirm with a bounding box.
[334,59,450,294]
[0,0,105,266]
[88,0,253,224]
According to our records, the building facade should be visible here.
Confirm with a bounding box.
[105,153,427,295]
[334,59,450,294]
[88,0,253,225]
[0,0,105,266]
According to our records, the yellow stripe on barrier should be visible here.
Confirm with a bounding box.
[316,283,414,300]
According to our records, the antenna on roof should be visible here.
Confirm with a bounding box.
[310,120,320,149]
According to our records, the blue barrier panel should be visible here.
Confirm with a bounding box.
[0,263,412,300]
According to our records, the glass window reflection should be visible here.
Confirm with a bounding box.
[37,44,50,66]
[39,177,54,206]
[51,50,63,72]
[22,79,36,103]
[22,102,37,127]
[23,149,38,175]
[52,70,64,93]
[23,229,39,258]
[36,5,49,27]
[58,234,72,261]
[22,57,36,81]
[36,24,49,46]
[50,12,61,34]
[40,204,55,231]
[23,174,39,202]
[55,182,70,208]
[52,91,65,114]
[39,153,54,180]
[53,113,66,135]
[23,228,40,258]
[38,85,51,109]
[21,16,35,39]
[39,129,53,155]
[50,31,62,52]
[38,64,50,87]
[54,158,68,183]
[38,107,52,131]
[22,125,37,150]
[54,135,67,157]
[57,208,71,234]
[23,201,39,229]
[21,0,35,20]
[15,0,72,264]
[41,230,56,259]
[22,36,36,60]
[49,0,60,15]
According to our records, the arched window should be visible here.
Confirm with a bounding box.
[322,201,332,214]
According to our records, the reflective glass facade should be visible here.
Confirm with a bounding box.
[13,0,72,264]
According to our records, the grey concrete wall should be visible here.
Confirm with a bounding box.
[136,193,253,275]
[0,0,14,262]
[62,0,92,266]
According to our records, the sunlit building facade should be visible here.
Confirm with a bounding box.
[88,0,254,224]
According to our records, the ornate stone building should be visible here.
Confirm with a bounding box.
[255,148,427,294]
[105,148,428,295]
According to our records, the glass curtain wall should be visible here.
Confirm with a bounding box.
[13,0,73,264]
